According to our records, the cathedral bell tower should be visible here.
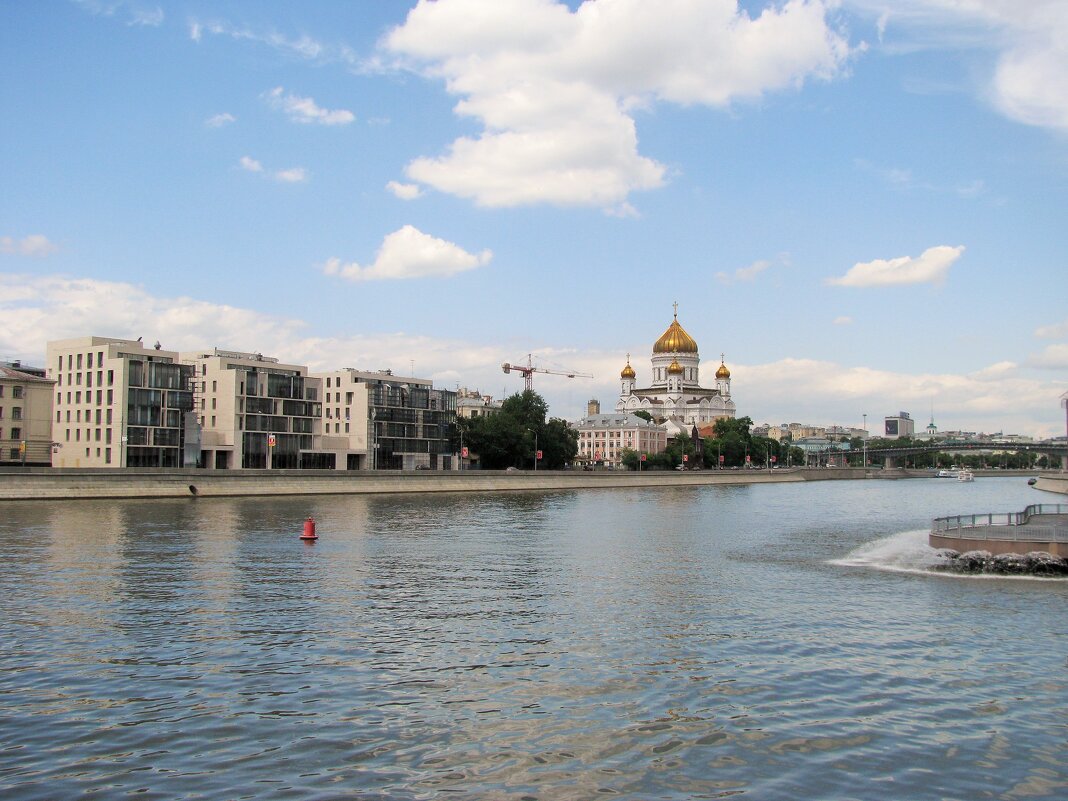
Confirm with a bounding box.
[620,354,636,397]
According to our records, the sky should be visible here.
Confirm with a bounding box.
[2,0,1067,438]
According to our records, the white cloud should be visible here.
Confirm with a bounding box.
[128,6,163,27]
[3,271,1064,437]
[205,112,236,128]
[1,235,59,257]
[1035,318,1068,340]
[716,258,773,285]
[187,17,367,70]
[322,225,491,282]
[384,0,852,208]
[735,356,1063,437]
[264,87,355,126]
[855,0,1068,133]
[74,1,162,27]
[386,180,423,200]
[1030,344,1068,370]
[833,316,853,325]
[239,157,307,183]
[827,245,964,287]
[273,167,308,183]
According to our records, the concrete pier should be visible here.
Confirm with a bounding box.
[930,504,1068,557]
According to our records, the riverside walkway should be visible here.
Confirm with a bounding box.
[930,504,1068,557]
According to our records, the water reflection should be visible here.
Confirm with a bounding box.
[0,479,1066,800]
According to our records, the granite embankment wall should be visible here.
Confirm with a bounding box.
[0,467,1048,502]
[0,466,875,501]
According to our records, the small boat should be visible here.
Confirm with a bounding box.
[938,469,958,478]
[1028,477,1037,486]
[957,469,974,482]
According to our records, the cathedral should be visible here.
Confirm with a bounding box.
[616,304,736,430]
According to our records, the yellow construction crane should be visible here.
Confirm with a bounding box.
[502,354,593,392]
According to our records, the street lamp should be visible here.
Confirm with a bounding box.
[1061,392,1068,473]
[862,413,867,470]
[527,428,539,472]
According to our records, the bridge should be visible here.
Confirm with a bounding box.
[860,441,1067,469]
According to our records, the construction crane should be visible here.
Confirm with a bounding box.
[502,354,593,392]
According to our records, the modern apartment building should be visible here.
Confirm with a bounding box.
[46,337,195,468]
[311,368,457,470]
[185,349,323,469]
[0,365,55,465]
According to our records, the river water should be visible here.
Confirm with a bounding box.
[1,476,1066,800]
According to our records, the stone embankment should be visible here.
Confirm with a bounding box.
[0,466,870,501]
[0,467,1050,502]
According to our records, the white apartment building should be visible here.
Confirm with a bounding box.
[574,412,667,468]
[311,368,457,471]
[185,349,323,470]
[0,365,55,465]
[46,337,195,468]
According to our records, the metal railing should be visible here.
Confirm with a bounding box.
[932,504,1068,542]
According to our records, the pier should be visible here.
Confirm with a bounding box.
[930,503,1068,557]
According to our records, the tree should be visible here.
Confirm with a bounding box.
[702,416,755,468]
[633,410,653,423]
[460,390,576,469]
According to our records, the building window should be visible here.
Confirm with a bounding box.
[105,448,111,464]
[12,407,21,420]
[12,386,23,399]
[11,427,20,439]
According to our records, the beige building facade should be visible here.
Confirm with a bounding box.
[46,336,195,468]
[0,365,55,465]
[186,349,323,469]
[312,368,456,471]
[574,412,667,468]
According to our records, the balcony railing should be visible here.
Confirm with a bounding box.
[932,504,1068,542]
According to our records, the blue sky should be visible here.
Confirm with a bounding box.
[2,0,1066,437]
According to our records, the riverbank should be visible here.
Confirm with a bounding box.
[0,466,1046,501]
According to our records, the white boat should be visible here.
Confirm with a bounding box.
[957,469,974,482]
[938,469,958,478]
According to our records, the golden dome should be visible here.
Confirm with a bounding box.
[653,312,698,354]
[716,359,731,379]
[620,358,636,379]
[667,357,684,375]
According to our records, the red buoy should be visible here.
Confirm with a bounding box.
[300,517,318,541]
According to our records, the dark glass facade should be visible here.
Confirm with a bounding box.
[368,383,456,470]
[124,358,195,468]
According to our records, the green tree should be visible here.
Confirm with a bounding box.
[702,416,754,467]
[460,390,576,469]
[633,410,653,423]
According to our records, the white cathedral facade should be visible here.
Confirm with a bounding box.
[615,305,736,430]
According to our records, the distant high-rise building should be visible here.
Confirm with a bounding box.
[884,411,915,439]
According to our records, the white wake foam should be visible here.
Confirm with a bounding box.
[829,529,947,575]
